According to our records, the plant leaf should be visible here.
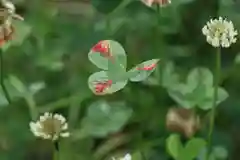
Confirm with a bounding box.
[187,67,213,90]
[234,53,240,64]
[213,146,228,159]
[0,88,8,106]
[168,84,196,109]
[29,82,45,95]
[166,134,183,159]
[7,75,27,95]
[162,61,180,88]
[216,87,229,104]
[179,138,206,160]
[91,0,124,14]
[81,101,132,137]
[128,59,160,82]
[198,87,229,110]
[88,71,128,95]
[88,40,127,70]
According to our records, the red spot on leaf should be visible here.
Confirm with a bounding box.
[94,80,112,94]
[91,40,114,62]
[137,61,158,71]
[92,40,109,53]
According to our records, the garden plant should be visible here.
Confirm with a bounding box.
[0,0,239,160]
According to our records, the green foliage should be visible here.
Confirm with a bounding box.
[166,134,183,159]
[91,0,124,14]
[166,134,206,160]
[127,59,159,82]
[81,100,132,137]
[88,71,128,94]
[88,40,127,70]
[88,40,159,95]
[168,67,229,109]
[2,20,31,52]
[162,61,180,88]
[0,0,239,159]
[197,146,228,160]
[5,75,44,99]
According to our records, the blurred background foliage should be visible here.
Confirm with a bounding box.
[1,0,240,159]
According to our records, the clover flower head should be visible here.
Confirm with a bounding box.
[112,153,131,160]
[30,112,70,141]
[202,17,238,48]
[141,0,171,7]
[1,0,15,14]
[0,0,24,46]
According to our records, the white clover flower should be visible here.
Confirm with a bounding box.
[120,154,131,160]
[141,0,171,7]
[202,17,238,48]
[1,0,15,14]
[112,153,131,160]
[30,112,70,141]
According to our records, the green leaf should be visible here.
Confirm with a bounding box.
[88,40,127,70]
[35,43,65,71]
[88,71,128,95]
[0,88,8,106]
[7,75,27,95]
[162,61,180,88]
[234,53,240,64]
[94,15,128,35]
[179,138,206,160]
[81,101,132,137]
[91,0,124,14]
[131,152,142,160]
[213,146,228,159]
[217,87,229,104]
[165,45,194,57]
[128,59,159,82]
[29,82,45,95]
[197,88,213,110]
[166,134,183,159]
[167,68,227,110]
[187,67,213,90]
[156,3,182,34]
[168,84,196,109]
[12,20,31,44]
[198,87,229,110]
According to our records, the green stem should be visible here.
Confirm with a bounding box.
[53,142,59,160]
[110,0,132,16]
[25,94,38,120]
[156,4,164,85]
[38,93,86,113]
[106,16,111,37]
[207,47,221,159]
[0,50,11,103]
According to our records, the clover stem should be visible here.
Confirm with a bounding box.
[156,4,164,85]
[53,141,59,160]
[106,16,111,37]
[207,47,221,159]
[0,49,11,103]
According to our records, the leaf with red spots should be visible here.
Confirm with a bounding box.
[127,59,160,82]
[88,40,127,70]
[88,71,128,95]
